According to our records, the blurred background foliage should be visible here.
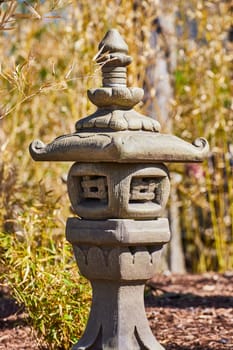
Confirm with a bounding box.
[0,0,232,348]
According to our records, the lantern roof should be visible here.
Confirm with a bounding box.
[30,29,209,163]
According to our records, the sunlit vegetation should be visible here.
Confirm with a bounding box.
[174,0,232,272]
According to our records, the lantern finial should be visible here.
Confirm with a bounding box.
[96,29,132,88]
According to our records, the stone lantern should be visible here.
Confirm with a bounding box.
[30,29,209,350]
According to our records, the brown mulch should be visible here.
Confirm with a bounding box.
[0,288,42,350]
[147,272,233,350]
[0,273,233,349]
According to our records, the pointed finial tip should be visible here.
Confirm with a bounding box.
[99,29,128,54]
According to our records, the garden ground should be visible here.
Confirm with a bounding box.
[0,273,232,350]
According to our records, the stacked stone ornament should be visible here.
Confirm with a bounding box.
[30,29,209,350]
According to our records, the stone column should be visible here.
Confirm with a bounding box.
[30,29,209,350]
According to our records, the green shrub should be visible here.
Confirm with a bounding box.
[0,200,91,349]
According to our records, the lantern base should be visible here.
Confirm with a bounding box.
[66,218,169,350]
[72,280,164,350]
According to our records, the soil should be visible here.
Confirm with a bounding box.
[147,272,233,350]
[0,273,232,349]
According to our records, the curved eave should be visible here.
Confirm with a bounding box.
[29,131,209,163]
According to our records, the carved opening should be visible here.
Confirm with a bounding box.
[129,176,164,204]
[80,175,108,204]
[90,186,98,192]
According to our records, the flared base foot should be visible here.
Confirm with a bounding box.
[72,281,164,350]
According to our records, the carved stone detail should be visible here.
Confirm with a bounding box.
[87,87,144,109]
[76,108,161,132]
[67,163,170,220]
[81,176,108,202]
[130,177,164,204]
[66,218,170,281]
[73,245,163,281]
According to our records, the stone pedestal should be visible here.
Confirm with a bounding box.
[72,282,162,350]
[66,219,170,350]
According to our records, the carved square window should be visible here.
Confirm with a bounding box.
[80,175,108,204]
[129,177,164,205]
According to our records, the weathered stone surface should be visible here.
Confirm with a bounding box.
[30,132,209,163]
[98,29,129,55]
[76,108,160,131]
[87,87,144,109]
[67,163,170,220]
[66,218,170,281]
[72,242,164,281]
[66,218,170,246]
